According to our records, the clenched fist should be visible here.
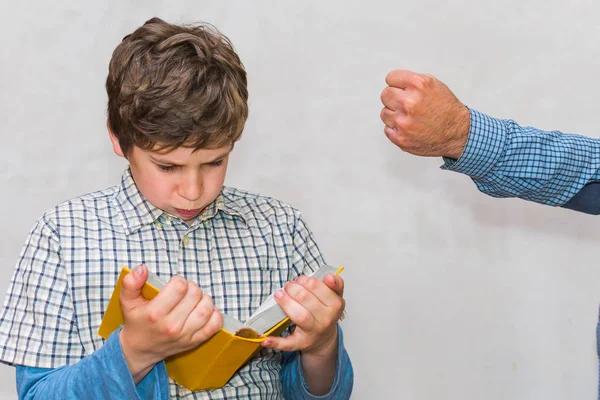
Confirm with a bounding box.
[380,69,470,159]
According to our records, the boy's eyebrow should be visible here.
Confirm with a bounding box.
[204,150,231,163]
[149,150,231,165]
[148,155,182,166]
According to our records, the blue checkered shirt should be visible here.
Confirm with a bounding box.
[442,108,600,207]
[0,168,353,399]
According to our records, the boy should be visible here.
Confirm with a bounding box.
[0,17,353,399]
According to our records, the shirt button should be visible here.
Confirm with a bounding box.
[154,221,163,228]
[182,235,190,246]
[203,220,210,226]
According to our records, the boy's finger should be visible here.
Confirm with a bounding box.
[284,282,323,318]
[165,282,204,333]
[261,335,300,352]
[190,308,223,345]
[323,274,344,297]
[296,275,344,306]
[273,289,317,330]
[182,292,216,334]
[120,264,149,306]
[149,276,189,317]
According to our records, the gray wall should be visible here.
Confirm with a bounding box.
[2,1,600,399]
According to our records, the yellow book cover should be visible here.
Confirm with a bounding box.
[98,264,344,391]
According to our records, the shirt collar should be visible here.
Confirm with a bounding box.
[113,168,163,235]
[199,190,246,224]
[113,168,247,235]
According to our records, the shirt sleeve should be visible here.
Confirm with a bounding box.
[0,214,82,367]
[288,211,327,278]
[15,328,170,399]
[280,325,353,400]
[441,108,600,208]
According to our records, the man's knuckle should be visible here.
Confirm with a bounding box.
[402,97,417,114]
[395,116,408,131]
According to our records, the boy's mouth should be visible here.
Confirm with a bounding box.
[174,208,203,219]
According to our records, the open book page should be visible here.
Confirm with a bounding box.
[243,264,340,335]
[222,314,245,334]
[147,273,167,289]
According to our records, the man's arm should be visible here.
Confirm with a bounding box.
[442,108,600,208]
[380,69,600,212]
[561,182,600,214]
[15,328,170,399]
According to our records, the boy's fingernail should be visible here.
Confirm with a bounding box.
[274,290,283,299]
[134,264,144,276]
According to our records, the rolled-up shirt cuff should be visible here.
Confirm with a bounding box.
[441,108,507,179]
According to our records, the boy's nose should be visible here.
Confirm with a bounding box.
[179,172,203,201]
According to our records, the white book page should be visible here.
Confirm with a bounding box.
[245,265,339,334]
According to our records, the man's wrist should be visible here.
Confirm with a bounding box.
[441,108,507,178]
[444,104,471,159]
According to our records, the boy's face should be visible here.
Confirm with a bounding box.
[109,130,231,222]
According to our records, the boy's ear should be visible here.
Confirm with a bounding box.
[107,120,125,158]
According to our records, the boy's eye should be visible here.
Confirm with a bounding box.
[158,164,177,172]
[208,159,224,167]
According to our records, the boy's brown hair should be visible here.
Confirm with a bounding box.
[106,17,248,156]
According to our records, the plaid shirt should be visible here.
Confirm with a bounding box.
[0,168,344,399]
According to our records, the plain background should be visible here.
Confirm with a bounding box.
[2,1,600,399]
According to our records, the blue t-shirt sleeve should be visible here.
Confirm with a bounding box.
[441,108,600,212]
[280,325,353,400]
[16,327,170,399]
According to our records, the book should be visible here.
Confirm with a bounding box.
[97,264,344,391]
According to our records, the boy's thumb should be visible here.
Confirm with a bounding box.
[120,264,148,304]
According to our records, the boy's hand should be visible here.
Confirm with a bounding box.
[118,264,223,383]
[261,273,345,356]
